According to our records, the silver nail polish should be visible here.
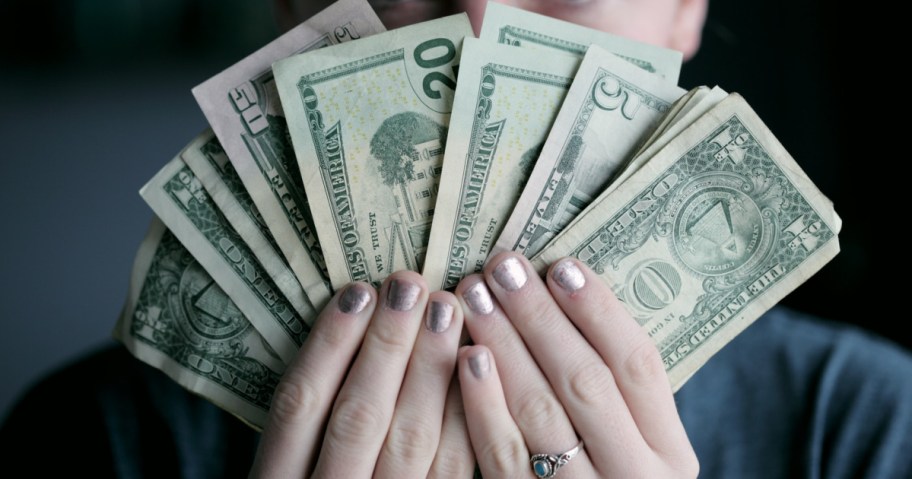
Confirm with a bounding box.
[338,283,371,314]
[463,281,494,315]
[426,301,454,333]
[387,279,421,311]
[492,256,527,291]
[552,259,586,292]
[468,351,490,379]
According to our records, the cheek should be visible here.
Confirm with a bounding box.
[518,0,679,49]
[597,17,675,48]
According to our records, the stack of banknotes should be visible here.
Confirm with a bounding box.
[113,0,841,429]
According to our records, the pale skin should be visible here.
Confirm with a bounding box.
[252,1,707,477]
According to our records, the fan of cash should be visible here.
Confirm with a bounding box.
[113,0,841,429]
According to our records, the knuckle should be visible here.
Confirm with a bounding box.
[429,425,473,477]
[522,301,561,331]
[680,453,700,478]
[445,401,468,425]
[366,320,415,354]
[383,419,437,463]
[665,448,700,478]
[592,293,629,327]
[324,395,387,448]
[311,316,351,349]
[270,379,320,425]
[514,392,565,431]
[479,438,525,476]
[622,339,666,386]
[567,363,617,408]
[429,449,474,479]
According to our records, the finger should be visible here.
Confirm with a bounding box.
[485,253,649,474]
[312,271,428,478]
[458,345,529,478]
[250,282,376,478]
[374,291,464,478]
[456,275,599,477]
[547,258,692,459]
[428,378,475,479]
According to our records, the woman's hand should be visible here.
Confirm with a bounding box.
[249,271,474,478]
[455,253,699,478]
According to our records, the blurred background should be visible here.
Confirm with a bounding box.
[0,0,896,420]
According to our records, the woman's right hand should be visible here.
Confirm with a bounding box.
[456,253,699,478]
[249,271,474,478]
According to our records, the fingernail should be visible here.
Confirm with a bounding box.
[426,301,454,333]
[468,350,490,379]
[492,256,527,291]
[551,259,586,292]
[338,283,371,314]
[387,278,421,311]
[463,281,494,315]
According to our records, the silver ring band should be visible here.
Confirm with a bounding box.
[530,440,584,478]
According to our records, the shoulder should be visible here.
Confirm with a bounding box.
[706,307,912,396]
[677,307,912,479]
[690,307,912,389]
[0,344,258,477]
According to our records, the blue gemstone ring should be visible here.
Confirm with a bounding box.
[530,440,584,478]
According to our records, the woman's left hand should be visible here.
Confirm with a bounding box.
[455,252,699,478]
[249,272,474,478]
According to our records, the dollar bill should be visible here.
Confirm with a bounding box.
[192,0,386,306]
[114,219,285,430]
[423,37,579,290]
[549,86,726,241]
[617,86,728,186]
[274,15,473,289]
[141,154,314,364]
[480,1,682,83]
[531,94,840,390]
[493,45,685,259]
[181,130,316,320]
[632,86,706,159]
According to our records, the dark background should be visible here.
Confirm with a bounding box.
[0,0,898,420]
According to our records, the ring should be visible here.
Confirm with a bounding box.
[530,440,584,478]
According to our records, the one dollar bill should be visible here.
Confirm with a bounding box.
[114,219,284,430]
[532,94,840,390]
[181,130,315,326]
[141,154,314,364]
[275,14,473,289]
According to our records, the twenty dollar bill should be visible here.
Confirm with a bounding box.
[423,37,579,290]
[275,15,473,288]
